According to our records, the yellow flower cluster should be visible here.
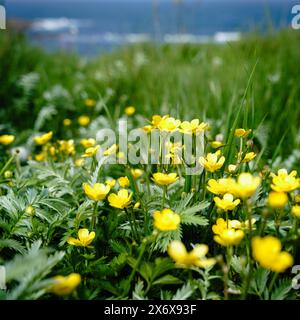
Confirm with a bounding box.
[83,183,110,201]
[152,172,178,186]
[252,236,293,273]
[67,229,95,247]
[207,173,261,199]
[108,189,132,209]
[34,131,53,145]
[213,193,240,211]
[153,208,180,231]
[212,218,245,246]
[143,115,208,134]
[0,134,15,145]
[50,273,81,296]
[271,169,299,193]
[168,241,216,268]
[199,150,225,173]
[20,111,300,300]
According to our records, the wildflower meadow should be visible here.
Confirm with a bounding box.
[0,29,300,301]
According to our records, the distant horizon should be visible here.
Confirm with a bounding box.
[6,0,294,56]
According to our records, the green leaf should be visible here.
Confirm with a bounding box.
[152,275,182,286]
[132,280,148,300]
[180,214,208,226]
[172,282,195,300]
[270,279,292,300]
[0,239,26,254]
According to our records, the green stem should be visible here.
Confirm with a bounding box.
[202,170,207,201]
[268,272,278,295]
[259,214,268,236]
[161,186,167,209]
[123,240,147,297]
[241,201,253,300]
[125,208,138,241]
[184,174,191,193]
[0,155,15,176]
[241,261,253,300]
[223,262,229,300]
[91,201,98,230]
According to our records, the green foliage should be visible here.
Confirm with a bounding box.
[0,30,299,301]
[4,240,64,300]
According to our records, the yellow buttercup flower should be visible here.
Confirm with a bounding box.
[35,152,46,162]
[271,169,299,193]
[214,193,240,211]
[134,202,140,209]
[153,208,180,231]
[252,236,293,273]
[242,152,256,163]
[157,116,181,132]
[103,144,118,156]
[180,119,209,135]
[214,229,245,246]
[152,172,178,186]
[25,205,35,216]
[151,115,164,127]
[105,179,116,188]
[268,191,288,209]
[233,173,261,199]
[207,178,236,195]
[63,118,72,126]
[82,145,100,158]
[48,146,56,157]
[143,125,152,133]
[108,189,132,209]
[67,228,95,247]
[75,158,85,167]
[50,273,81,296]
[125,106,136,116]
[292,205,300,218]
[212,218,244,246]
[85,98,96,108]
[180,119,200,134]
[210,141,224,149]
[199,151,225,173]
[168,241,216,268]
[58,140,75,156]
[34,131,53,145]
[0,134,15,145]
[80,138,96,148]
[118,176,130,188]
[234,128,252,138]
[83,183,110,201]
[212,218,241,233]
[78,115,90,126]
[131,169,143,179]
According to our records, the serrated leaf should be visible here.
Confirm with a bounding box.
[172,282,195,300]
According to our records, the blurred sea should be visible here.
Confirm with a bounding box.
[6,0,297,56]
